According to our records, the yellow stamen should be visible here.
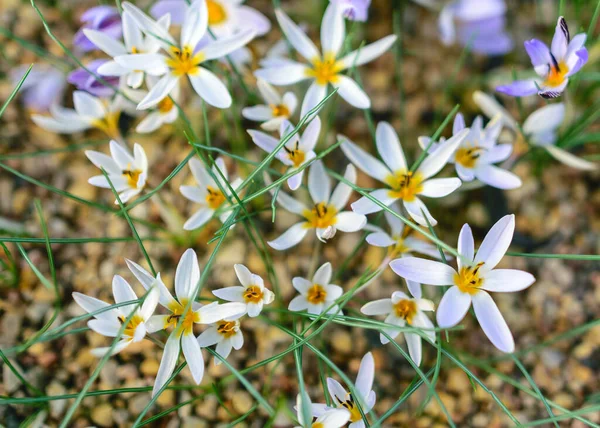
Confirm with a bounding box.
[303,202,338,229]
[545,60,569,88]
[284,142,306,167]
[306,284,327,304]
[216,319,238,338]
[455,146,485,169]
[393,299,417,324]
[384,170,424,202]
[305,54,343,85]
[339,393,363,423]
[131,46,140,54]
[205,185,226,210]
[270,103,290,118]
[122,167,142,188]
[207,0,227,25]
[157,96,174,113]
[243,285,264,304]
[91,111,121,138]
[164,299,201,333]
[166,45,204,77]
[454,262,485,295]
[118,313,144,339]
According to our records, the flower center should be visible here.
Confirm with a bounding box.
[91,111,121,138]
[454,262,485,295]
[243,285,264,304]
[455,145,485,169]
[205,185,226,210]
[387,236,410,257]
[283,142,306,167]
[164,299,201,333]
[339,393,363,423]
[545,60,569,88]
[306,284,327,304]
[303,203,338,229]
[207,0,227,25]
[306,54,343,86]
[131,46,140,54]
[157,96,174,113]
[312,423,324,428]
[122,166,142,188]
[118,313,144,339]
[166,45,204,77]
[216,319,238,338]
[385,170,424,202]
[270,103,290,118]
[394,299,417,324]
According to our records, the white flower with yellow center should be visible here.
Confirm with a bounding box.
[242,79,298,131]
[135,78,180,133]
[85,140,148,204]
[180,157,242,231]
[288,262,343,315]
[361,291,435,366]
[197,314,244,365]
[473,91,598,171]
[248,117,320,190]
[389,214,535,353]
[268,160,367,250]
[114,1,255,110]
[72,269,159,357]
[255,3,397,117]
[419,113,521,189]
[31,90,122,139]
[341,121,467,226]
[212,264,275,317]
[125,249,246,396]
[83,11,170,89]
[295,393,350,428]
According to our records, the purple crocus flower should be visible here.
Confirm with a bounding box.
[439,0,512,55]
[330,0,371,22]
[73,6,122,52]
[496,16,588,98]
[68,60,120,98]
[10,64,66,112]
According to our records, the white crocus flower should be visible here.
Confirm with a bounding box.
[212,264,275,317]
[315,352,376,428]
[473,91,598,171]
[180,157,242,231]
[295,393,350,428]
[125,249,246,396]
[361,291,435,366]
[419,113,521,189]
[288,262,343,315]
[255,3,397,116]
[135,78,180,133]
[248,117,319,190]
[31,90,122,139]
[389,214,535,353]
[197,313,244,365]
[85,140,148,204]
[341,121,467,226]
[268,160,367,250]
[83,11,170,88]
[72,271,159,357]
[242,79,297,131]
[115,1,255,110]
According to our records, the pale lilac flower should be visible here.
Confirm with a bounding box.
[74,6,122,52]
[197,314,244,365]
[361,290,435,366]
[419,113,522,189]
[242,79,297,131]
[473,91,598,171]
[438,0,512,55]
[126,250,246,396]
[267,161,367,250]
[248,117,319,190]
[341,121,467,226]
[255,3,397,116]
[295,393,350,428]
[496,16,588,98]
[212,264,275,317]
[330,0,371,22]
[68,60,120,98]
[390,215,536,353]
[288,262,343,315]
[10,64,66,112]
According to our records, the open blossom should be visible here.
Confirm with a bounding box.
[31,90,123,139]
[67,60,120,97]
[151,0,270,37]
[248,117,319,190]
[83,11,169,89]
[295,393,350,428]
[72,268,159,357]
[180,157,242,231]
[341,121,467,226]
[10,64,66,112]
[242,79,297,131]
[268,161,367,250]
[419,113,522,189]
[438,0,512,55]
[255,3,397,116]
[212,264,274,317]
[85,140,148,204]
[289,262,343,315]
[390,215,535,353]
[114,1,255,110]
[364,202,448,298]
[197,313,244,365]
[312,352,376,428]
[361,290,435,366]
[330,0,371,22]
[496,17,588,98]
[135,78,180,133]
[73,6,122,52]
[125,250,246,396]
[473,91,598,171]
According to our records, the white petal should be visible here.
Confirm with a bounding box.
[137,74,179,110]
[351,189,397,215]
[212,286,245,302]
[356,352,374,400]
[472,91,517,131]
[181,1,207,49]
[114,53,168,73]
[403,198,437,227]
[202,29,255,61]
[109,140,135,170]
[136,112,163,133]
[31,115,90,133]
[475,214,515,271]
[257,79,281,104]
[112,275,138,314]
[175,249,200,301]
[83,29,126,56]
[153,333,181,397]
[73,91,105,119]
[376,121,407,172]
[365,232,395,247]
[329,164,356,210]
[242,105,273,122]
[475,165,522,189]
[406,280,422,299]
[300,82,328,118]
[457,223,474,270]
[90,340,131,357]
[182,331,204,384]
[405,332,422,366]
[339,35,397,69]
[85,150,121,175]
[197,326,221,347]
[545,146,598,171]
[335,211,367,232]
[189,68,231,109]
[418,177,461,198]
[140,285,160,320]
[481,269,535,292]
[436,286,471,328]
[198,302,246,324]
[333,75,370,109]
[183,207,214,230]
[361,298,393,316]
[389,257,456,286]
[313,262,332,285]
[254,63,309,86]
[472,291,515,353]
[300,116,321,151]
[417,128,469,179]
[273,191,308,215]
[268,222,309,250]
[340,138,389,182]
[321,3,345,56]
[275,8,320,61]
[88,319,120,337]
[215,340,233,363]
[308,160,331,204]
[316,409,351,427]
[72,292,116,321]
[288,295,309,311]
